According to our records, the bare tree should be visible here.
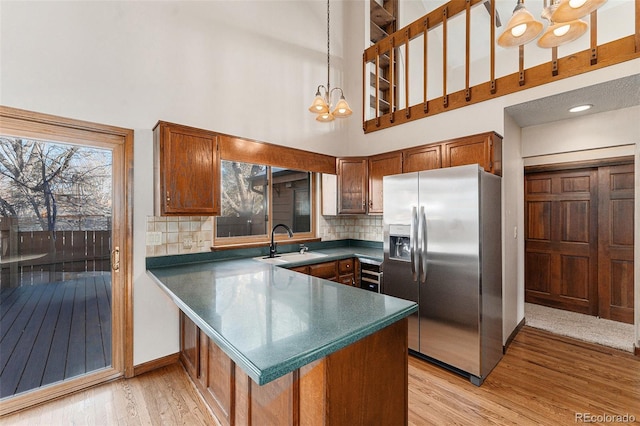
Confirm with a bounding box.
[0,137,111,231]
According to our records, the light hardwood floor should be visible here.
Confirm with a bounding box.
[3,326,639,425]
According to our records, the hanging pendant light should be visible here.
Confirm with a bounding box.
[497,0,544,47]
[307,0,352,122]
[537,19,588,47]
[551,0,607,23]
[537,1,588,47]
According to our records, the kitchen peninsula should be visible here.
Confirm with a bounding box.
[147,250,417,425]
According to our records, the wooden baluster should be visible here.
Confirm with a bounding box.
[465,0,471,102]
[590,11,598,65]
[405,29,410,119]
[443,7,448,108]
[375,46,380,127]
[423,17,429,113]
[390,37,395,123]
[490,0,496,94]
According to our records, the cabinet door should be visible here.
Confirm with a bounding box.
[309,261,338,281]
[155,122,221,216]
[441,133,501,175]
[337,158,368,214]
[368,152,402,214]
[204,336,235,426]
[180,312,199,380]
[402,144,442,173]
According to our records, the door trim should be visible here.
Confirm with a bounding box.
[0,106,133,415]
[524,156,634,174]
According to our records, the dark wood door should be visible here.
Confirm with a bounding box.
[525,169,599,315]
[368,152,402,214]
[525,161,634,323]
[598,164,634,324]
[337,158,368,214]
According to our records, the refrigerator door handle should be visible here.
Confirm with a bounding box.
[420,206,428,283]
[410,206,418,281]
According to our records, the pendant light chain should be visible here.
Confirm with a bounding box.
[307,0,352,121]
[326,0,330,93]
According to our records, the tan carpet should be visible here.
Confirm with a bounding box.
[525,303,635,353]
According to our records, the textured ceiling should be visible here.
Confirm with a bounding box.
[504,74,640,128]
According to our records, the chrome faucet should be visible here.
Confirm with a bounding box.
[299,244,309,254]
[269,223,293,258]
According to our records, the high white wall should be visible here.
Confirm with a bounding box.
[1,0,638,364]
[0,0,354,365]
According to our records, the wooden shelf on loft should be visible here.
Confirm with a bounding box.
[370,72,391,91]
[369,95,391,114]
[370,22,389,44]
[370,0,396,28]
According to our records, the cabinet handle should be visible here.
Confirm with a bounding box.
[166,191,171,202]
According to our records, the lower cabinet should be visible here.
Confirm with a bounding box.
[180,311,409,426]
[290,258,359,287]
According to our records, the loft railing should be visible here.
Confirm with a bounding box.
[363,0,640,133]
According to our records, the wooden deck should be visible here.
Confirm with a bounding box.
[0,274,111,398]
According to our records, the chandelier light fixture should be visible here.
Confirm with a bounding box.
[308,0,352,122]
[497,0,606,49]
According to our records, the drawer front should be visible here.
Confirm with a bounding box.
[338,274,355,286]
[309,261,337,279]
[338,258,354,275]
[289,265,309,274]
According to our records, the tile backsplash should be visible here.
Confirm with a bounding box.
[145,215,383,257]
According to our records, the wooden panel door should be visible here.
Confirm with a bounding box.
[598,164,634,324]
[525,169,599,315]
[368,152,402,214]
[402,144,441,173]
[337,158,368,214]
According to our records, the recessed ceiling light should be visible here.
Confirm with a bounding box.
[569,104,593,113]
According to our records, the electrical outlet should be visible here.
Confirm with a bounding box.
[183,235,193,249]
[146,232,162,246]
[195,232,204,247]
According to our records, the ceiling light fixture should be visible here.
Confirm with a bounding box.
[497,0,544,48]
[537,1,588,48]
[308,0,352,122]
[551,0,607,22]
[497,0,606,48]
[569,104,593,112]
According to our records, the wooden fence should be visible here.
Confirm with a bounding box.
[0,230,111,288]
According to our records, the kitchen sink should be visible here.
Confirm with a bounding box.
[255,251,328,264]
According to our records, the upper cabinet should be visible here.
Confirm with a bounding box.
[403,144,442,173]
[337,158,368,215]
[368,152,402,214]
[332,132,502,216]
[442,132,502,176]
[154,121,221,216]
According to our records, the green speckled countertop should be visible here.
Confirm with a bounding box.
[147,243,417,386]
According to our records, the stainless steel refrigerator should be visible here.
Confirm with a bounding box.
[382,164,502,385]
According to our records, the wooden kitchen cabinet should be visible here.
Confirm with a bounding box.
[180,312,200,380]
[402,144,442,173]
[180,310,409,426]
[309,261,338,281]
[153,121,221,216]
[337,157,368,214]
[368,152,402,214]
[338,258,358,287]
[441,132,502,176]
